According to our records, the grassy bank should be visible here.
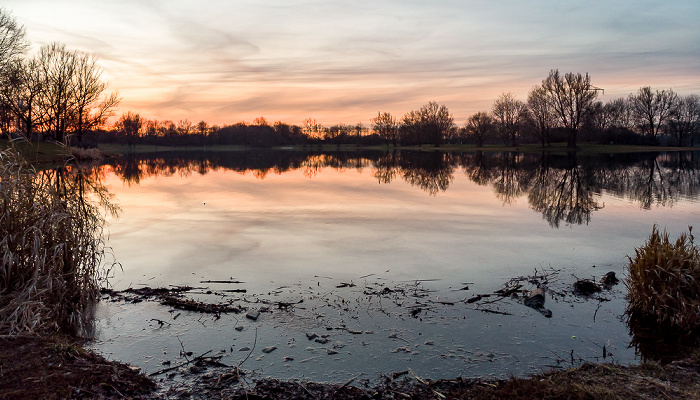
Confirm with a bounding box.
[98,141,700,155]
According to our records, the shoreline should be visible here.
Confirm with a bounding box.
[2,334,699,399]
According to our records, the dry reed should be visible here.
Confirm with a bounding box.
[626,225,700,331]
[0,146,114,336]
[69,146,103,162]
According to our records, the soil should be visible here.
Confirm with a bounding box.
[2,335,699,399]
[0,335,154,399]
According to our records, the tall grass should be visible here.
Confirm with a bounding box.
[626,225,700,331]
[0,147,114,336]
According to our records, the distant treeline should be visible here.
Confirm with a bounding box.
[101,72,700,149]
[1,9,698,149]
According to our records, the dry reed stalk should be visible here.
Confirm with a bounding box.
[0,146,116,336]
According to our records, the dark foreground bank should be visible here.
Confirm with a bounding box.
[1,336,699,400]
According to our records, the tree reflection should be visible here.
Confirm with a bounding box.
[528,153,602,227]
[101,149,700,227]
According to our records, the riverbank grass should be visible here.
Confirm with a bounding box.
[626,225,700,331]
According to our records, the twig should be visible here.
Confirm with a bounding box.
[148,350,213,376]
[150,318,171,327]
[237,327,258,368]
[408,369,445,399]
[332,373,361,396]
[297,382,318,399]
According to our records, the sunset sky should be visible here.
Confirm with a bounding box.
[6,0,700,126]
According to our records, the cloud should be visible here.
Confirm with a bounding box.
[6,0,700,125]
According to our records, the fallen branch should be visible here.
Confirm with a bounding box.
[148,350,213,376]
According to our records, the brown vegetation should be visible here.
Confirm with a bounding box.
[625,225,700,331]
[0,147,112,336]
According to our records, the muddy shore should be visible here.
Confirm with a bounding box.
[2,334,699,399]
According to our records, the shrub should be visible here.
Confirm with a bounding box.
[626,225,700,331]
[0,147,114,336]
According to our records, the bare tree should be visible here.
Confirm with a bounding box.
[606,97,633,130]
[628,86,678,138]
[115,111,142,147]
[196,121,209,138]
[465,111,493,147]
[176,119,192,136]
[37,43,78,142]
[372,111,399,146]
[668,94,700,146]
[492,92,527,146]
[0,9,29,138]
[402,101,453,146]
[541,69,598,148]
[525,85,554,147]
[70,51,120,144]
[302,117,322,140]
[0,57,44,139]
[0,8,28,71]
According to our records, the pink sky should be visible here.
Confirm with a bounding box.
[6,0,700,126]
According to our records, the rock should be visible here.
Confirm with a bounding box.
[574,279,602,295]
[347,329,362,334]
[234,326,244,332]
[601,271,619,288]
[305,332,318,340]
[261,346,277,354]
[523,287,552,317]
[392,347,411,353]
[239,347,251,352]
[283,356,294,362]
[314,337,330,344]
[424,340,435,346]
[246,311,260,321]
[327,349,338,355]
[523,287,545,309]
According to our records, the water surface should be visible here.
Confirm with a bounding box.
[91,150,700,383]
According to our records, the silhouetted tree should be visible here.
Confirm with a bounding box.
[70,51,119,144]
[465,111,493,147]
[0,8,28,72]
[115,112,142,148]
[525,85,554,147]
[628,86,678,138]
[0,57,42,139]
[541,70,598,148]
[668,95,700,146]
[492,92,527,146]
[372,111,399,146]
[401,101,454,146]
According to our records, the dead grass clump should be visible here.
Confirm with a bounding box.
[69,146,103,162]
[625,225,700,331]
[0,148,111,336]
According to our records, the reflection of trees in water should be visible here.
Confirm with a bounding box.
[527,153,602,228]
[603,152,700,209]
[371,151,455,195]
[103,150,700,227]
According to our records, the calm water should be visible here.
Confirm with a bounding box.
[90,150,699,383]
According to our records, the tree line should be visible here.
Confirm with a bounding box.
[2,8,698,149]
[107,73,700,149]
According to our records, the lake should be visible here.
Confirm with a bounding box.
[89,150,699,383]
